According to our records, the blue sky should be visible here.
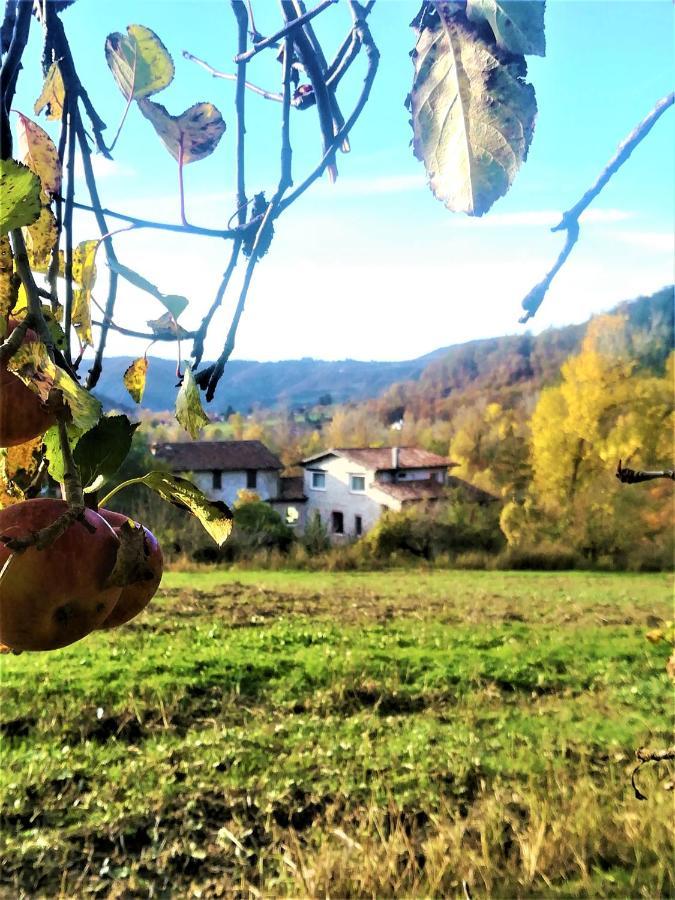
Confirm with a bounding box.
[12,1,674,364]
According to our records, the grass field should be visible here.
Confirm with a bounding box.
[1,569,673,898]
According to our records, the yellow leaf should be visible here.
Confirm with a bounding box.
[141,471,233,546]
[34,62,65,122]
[105,24,174,100]
[16,112,62,195]
[24,207,58,272]
[175,363,209,438]
[123,356,149,404]
[72,239,98,347]
[0,435,43,509]
[7,341,101,432]
[0,236,17,338]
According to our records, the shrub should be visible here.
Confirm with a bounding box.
[303,511,331,554]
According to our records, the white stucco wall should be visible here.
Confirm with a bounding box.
[303,456,391,540]
[191,469,279,507]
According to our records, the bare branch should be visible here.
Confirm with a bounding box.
[232,1,249,227]
[0,0,30,159]
[92,320,194,342]
[616,460,675,485]
[0,313,34,365]
[67,198,242,241]
[520,92,674,323]
[191,240,242,369]
[281,0,338,181]
[278,0,379,212]
[182,50,283,102]
[235,0,338,63]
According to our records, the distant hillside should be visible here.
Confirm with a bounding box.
[93,351,448,414]
[364,287,674,424]
[93,287,673,416]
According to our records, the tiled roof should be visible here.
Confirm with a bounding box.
[371,478,447,503]
[371,476,498,505]
[271,476,307,502]
[152,441,283,472]
[302,447,456,471]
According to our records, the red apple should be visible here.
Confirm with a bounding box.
[0,499,122,651]
[97,509,163,629]
[0,319,56,447]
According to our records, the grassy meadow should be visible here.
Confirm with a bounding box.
[0,569,673,898]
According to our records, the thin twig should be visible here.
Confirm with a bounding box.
[278,0,379,212]
[0,313,34,364]
[281,0,338,182]
[66,199,243,240]
[191,240,242,369]
[63,95,76,363]
[235,0,338,63]
[204,34,294,402]
[91,319,195,342]
[73,111,121,391]
[182,50,283,102]
[0,0,30,159]
[520,92,674,323]
[616,459,675,485]
[232,0,249,227]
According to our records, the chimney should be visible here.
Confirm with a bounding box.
[391,446,400,470]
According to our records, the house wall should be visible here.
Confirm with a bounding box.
[191,469,279,507]
[304,457,392,540]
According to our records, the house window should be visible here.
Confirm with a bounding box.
[212,470,222,490]
[246,469,257,489]
[350,474,366,493]
[396,472,407,480]
[331,511,344,534]
[355,515,363,536]
[311,471,326,490]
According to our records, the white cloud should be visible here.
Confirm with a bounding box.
[612,230,673,254]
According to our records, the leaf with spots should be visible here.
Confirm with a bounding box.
[466,0,546,57]
[24,207,58,272]
[0,236,17,338]
[16,112,62,196]
[72,239,98,346]
[105,24,174,101]
[409,2,537,216]
[34,62,65,121]
[123,356,148,404]
[176,364,209,439]
[0,159,42,234]
[137,99,226,163]
[140,471,233,546]
[7,342,101,432]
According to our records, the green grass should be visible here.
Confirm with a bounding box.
[1,569,673,897]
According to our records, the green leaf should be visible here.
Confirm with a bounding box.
[466,0,546,57]
[105,24,174,101]
[0,159,42,235]
[73,414,139,493]
[7,342,101,432]
[123,356,148,404]
[108,258,188,319]
[137,99,226,163]
[34,62,65,121]
[410,3,536,216]
[140,471,233,546]
[16,111,62,196]
[175,364,209,439]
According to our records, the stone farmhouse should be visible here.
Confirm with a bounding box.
[151,440,492,540]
